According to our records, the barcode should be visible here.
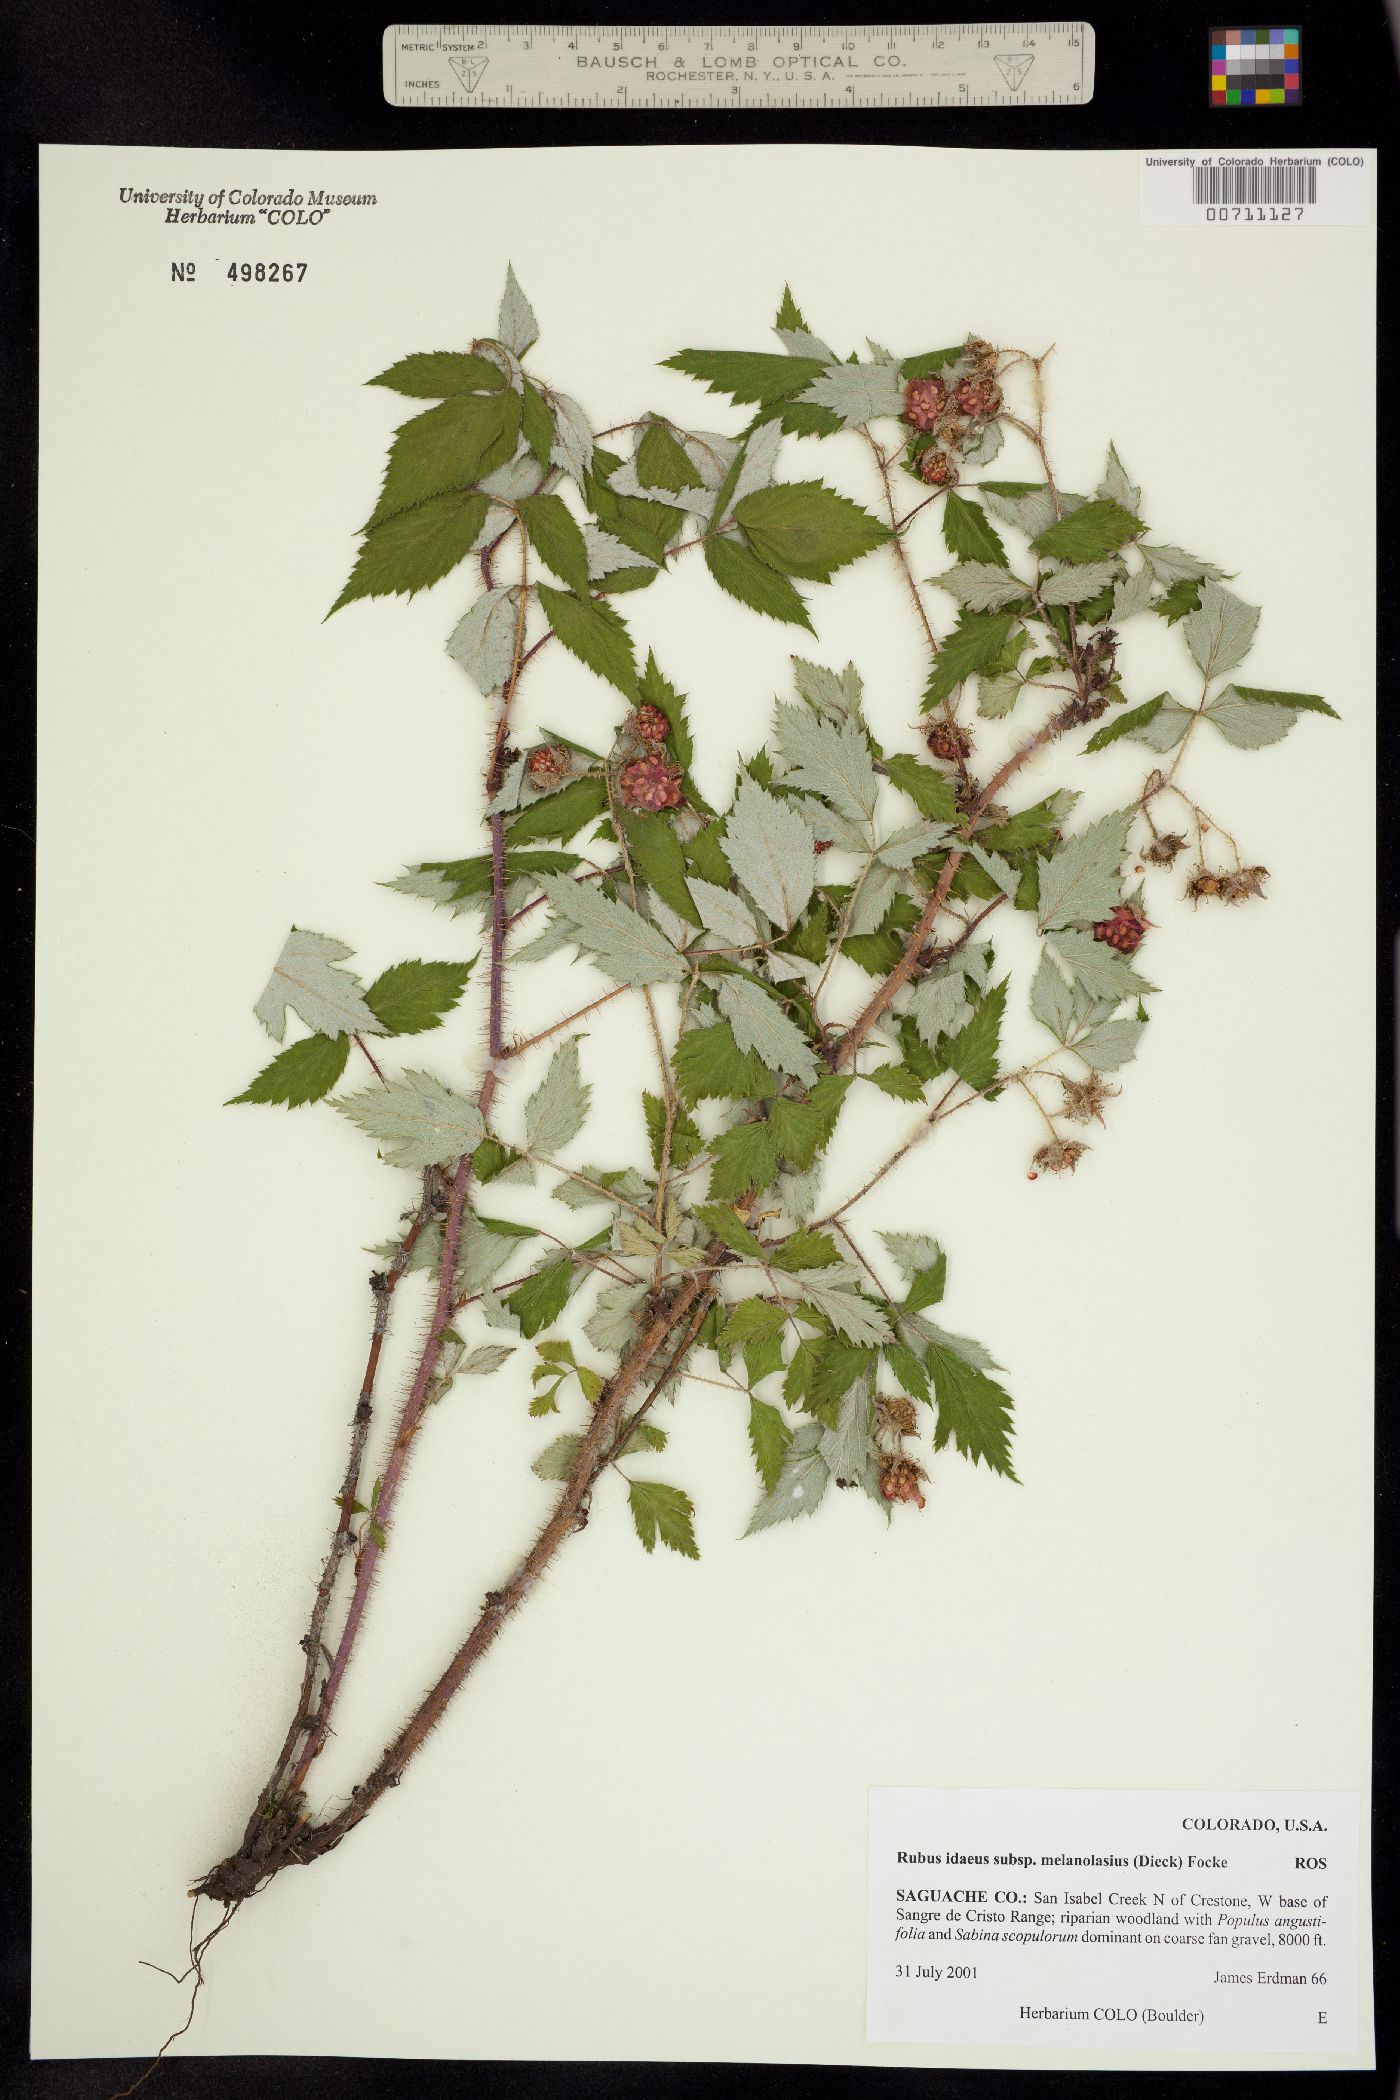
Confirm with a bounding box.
[1192,164,1317,205]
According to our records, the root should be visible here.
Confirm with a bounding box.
[109,1896,241,2099]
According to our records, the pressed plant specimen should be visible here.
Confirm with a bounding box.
[189,270,1334,1946]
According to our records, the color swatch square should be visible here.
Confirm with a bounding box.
[1211,26,1302,104]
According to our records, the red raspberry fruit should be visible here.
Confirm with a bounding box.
[633,704,670,745]
[918,448,958,488]
[1092,904,1148,954]
[955,374,1002,418]
[620,753,684,812]
[903,374,948,432]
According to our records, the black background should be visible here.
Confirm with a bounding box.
[2,2,1396,2095]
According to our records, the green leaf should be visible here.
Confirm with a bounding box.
[705,534,813,629]
[518,493,590,595]
[942,492,1008,567]
[229,1031,350,1107]
[707,1120,780,1202]
[524,1038,591,1155]
[636,418,704,492]
[331,491,489,614]
[536,584,638,699]
[722,776,816,930]
[770,1228,840,1273]
[333,1070,486,1169]
[809,1341,879,1422]
[661,348,827,408]
[743,1422,830,1533]
[694,1203,766,1257]
[674,1020,776,1106]
[366,391,521,529]
[520,377,553,467]
[883,752,959,823]
[643,1090,702,1171]
[1035,809,1133,933]
[735,481,887,582]
[943,980,1006,1093]
[365,959,474,1037]
[926,1342,1018,1478]
[902,346,965,378]
[767,1074,851,1171]
[1154,576,1203,624]
[506,1256,573,1338]
[254,928,382,1042]
[368,350,508,398]
[923,611,1019,708]
[864,1062,925,1102]
[879,1232,947,1313]
[1032,498,1144,563]
[1224,683,1338,720]
[532,1432,583,1482]
[716,977,819,1088]
[622,810,698,924]
[627,1478,699,1559]
[505,775,609,846]
[1083,694,1167,752]
[536,872,686,985]
[747,1397,792,1494]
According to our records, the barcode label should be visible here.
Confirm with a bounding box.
[1140,149,1373,226]
[1192,162,1317,204]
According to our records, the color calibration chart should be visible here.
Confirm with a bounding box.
[1210,27,1301,106]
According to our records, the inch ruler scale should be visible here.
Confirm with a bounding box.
[384,23,1096,110]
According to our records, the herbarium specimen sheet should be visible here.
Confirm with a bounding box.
[33,144,1376,2070]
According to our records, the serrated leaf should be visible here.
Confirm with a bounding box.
[535,584,638,699]
[705,533,813,629]
[585,1279,649,1354]
[636,418,704,493]
[1127,700,1195,753]
[979,483,1067,542]
[627,1478,699,1559]
[924,611,1019,708]
[1096,442,1140,513]
[497,265,538,356]
[254,929,383,1042]
[819,1374,874,1483]
[942,492,1008,567]
[524,1038,591,1156]
[976,669,1022,719]
[747,1397,792,1494]
[537,872,686,985]
[229,1031,350,1107]
[799,358,904,426]
[368,350,507,399]
[783,1271,891,1346]
[1075,1016,1146,1072]
[1035,810,1133,933]
[1223,684,1339,720]
[366,392,521,531]
[1110,562,1157,625]
[532,1432,583,1482]
[446,585,521,695]
[1183,580,1260,684]
[932,561,1028,612]
[506,776,609,849]
[773,702,880,833]
[1201,690,1295,748]
[944,980,1006,1092]
[883,752,958,823]
[1083,693,1167,752]
[662,347,828,408]
[966,842,1019,899]
[735,481,887,582]
[707,1120,780,1203]
[926,1342,1017,1478]
[911,970,972,1049]
[674,1019,776,1106]
[716,978,818,1088]
[1049,930,1155,1003]
[689,877,764,951]
[1029,950,1077,1041]
[461,1343,514,1377]
[743,1420,830,1533]
[331,491,490,614]
[880,1232,946,1303]
[334,1070,485,1169]
[505,1255,573,1339]
[365,959,474,1037]
[790,657,864,722]
[546,387,593,486]
[518,493,590,595]
[1038,559,1119,606]
[1032,498,1143,564]
[1141,542,1230,586]
[723,775,816,930]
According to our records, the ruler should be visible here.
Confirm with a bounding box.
[383,23,1096,110]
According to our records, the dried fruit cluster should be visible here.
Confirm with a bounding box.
[197,272,1335,1927]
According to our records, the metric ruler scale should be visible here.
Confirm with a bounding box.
[384,23,1096,110]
